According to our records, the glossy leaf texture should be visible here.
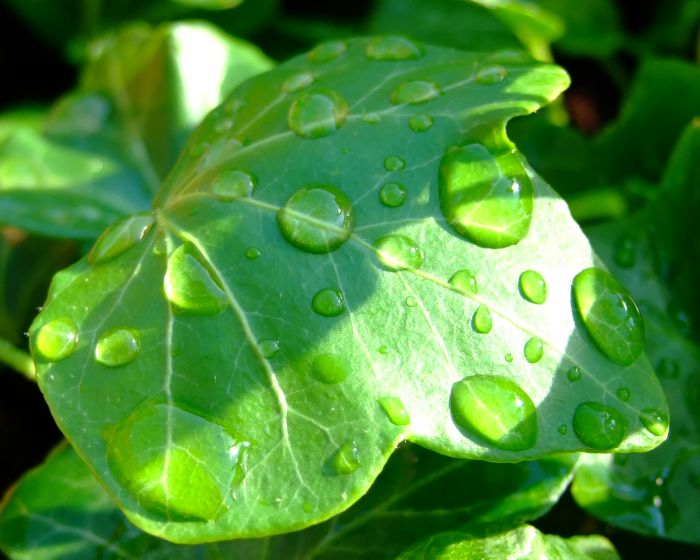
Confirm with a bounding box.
[0,21,273,239]
[0,442,577,559]
[572,124,700,544]
[31,38,667,542]
[396,526,620,559]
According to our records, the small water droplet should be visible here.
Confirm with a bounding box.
[408,113,433,132]
[439,144,533,248]
[377,396,410,426]
[378,345,389,355]
[164,244,227,314]
[362,112,381,124]
[283,71,314,93]
[405,296,417,307]
[214,118,234,134]
[519,270,547,304]
[277,186,354,254]
[245,247,261,260]
[365,35,424,60]
[572,268,644,366]
[288,90,348,139]
[311,288,345,317]
[639,408,669,436]
[450,375,537,451]
[558,424,568,435]
[89,213,154,264]
[572,402,627,449]
[95,328,140,367]
[189,140,210,158]
[613,236,636,269]
[373,235,423,271]
[308,40,347,63]
[211,170,255,200]
[34,318,79,362]
[523,337,544,363]
[476,65,508,85]
[567,366,582,382]
[472,304,492,334]
[489,50,531,64]
[379,182,407,207]
[616,387,631,401]
[384,155,406,171]
[259,339,280,359]
[311,353,350,384]
[448,269,478,295]
[657,358,679,378]
[391,80,441,105]
[303,501,313,513]
[505,353,514,363]
[332,441,361,475]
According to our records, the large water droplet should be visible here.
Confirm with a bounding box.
[572,402,627,449]
[311,353,350,384]
[572,268,644,366]
[260,339,280,359]
[95,328,140,367]
[211,170,255,200]
[277,186,354,253]
[34,318,79,362]
[164,244,227,314]
[640,408,669,436]
[519,270,547,304]
[450,375,537,451]
[308,40,347,63]
[288,90,348,139]
[391,80,441,105]
[384,156,406,171]
[476,65,508,85]
[472,304,493,334]
[283,71,314,93]
[439,144,533,248]
[365,36,423,61]
[448,269,478,295]
[332,441,361,475]
[379,182,407,207]
[408,113,433,132]
[377,396,410,426]
[373,235,423,271]
[89,213,154,264]
[311,288,345,317]
[567,366,582,382]
[523,337,544,363]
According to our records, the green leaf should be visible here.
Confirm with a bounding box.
[0,442,577,559]
[170,0,244,10]
[395,525,620,559]
[31,38,667,542]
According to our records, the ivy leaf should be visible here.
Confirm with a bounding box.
[31,38,667,542]
[0,442,577,559]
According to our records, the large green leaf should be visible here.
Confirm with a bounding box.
[0,442,577,559]
[31,38,667,542]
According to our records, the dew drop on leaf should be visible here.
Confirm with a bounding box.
[405,296,417,308]
[362,112,381,124]
[311,288,346,317]
[558,424,568,435]
[34,317,79,362]
[657,357,679,378]
[377,396,410,426]
[572,402,627,450]
[277,185,354,253]
[613,235,636,269]
[505,353,514,363]
[365,35,424,61]
[244,247,261,260]
[373,235,424,271]
[449,375,537,451]
[639,408,669,436]
[311,353,350,384]
[476,65,508,85]
[308,40,347,63]
[438,144,533,248]
[518,270,547,304]
[384,155,406,171]
[89,213,154,264]
[332,441,361,475]
[164,244,227,314]
[472,304,493,334]
[616,387,631,402]
[379,182,407,207]
[282,71,314,93]
[287,90,348,139]
[259,339,280,359]
[391,80,441,105]
[95,328,140,367]
[572,267,644,366]
[211,170,255,200]
[523,336,544,363]
[567,365,582,382]
[448,269,478,295]
[408,113,434,132]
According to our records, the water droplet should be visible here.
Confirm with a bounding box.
[332,441,361,475]
[384,155,406,171]
[405,296,417,307]
[303,501,314,513]
[277,186,354,254]
[259,339,280,359]
[439,144,533,248]
[378,397,410,426]
[518,270,547,304]
[505,353,514,363]
[373,235,423,271]
[379,182,407,207]
[89,213,154,264]
[572,402,627,449]
[448,269,478,295]
[311,288,345,317]
[450,375,537,451]
[613,236,636,269]
[308,40,347,63]
[640,408,669,436]
[164,244,227,314]
[616,387,631,402]
[489,50,531,64]
[523,337,544,363]
[572,268,644,366]
[408,113,433,132]
[311,353,350,384]
[245,247,261,260]
[283,71,314,93]
[472,304,492,334]
[211,170,255,199]
[34,318,79,362]
[657,357,679,379]
[567,366,582,382]
[558,424,568,435]
[95,328,140,367]
[365,35,424,61]
[476,65,508,85]
[288,90,348,139]
[378,345,389,355]
[362,112,381,124]
[391,80,441,105]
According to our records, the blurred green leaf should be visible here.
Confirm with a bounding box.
[170,0,244,10]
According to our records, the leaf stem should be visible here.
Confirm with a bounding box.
[0,337,36,382]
